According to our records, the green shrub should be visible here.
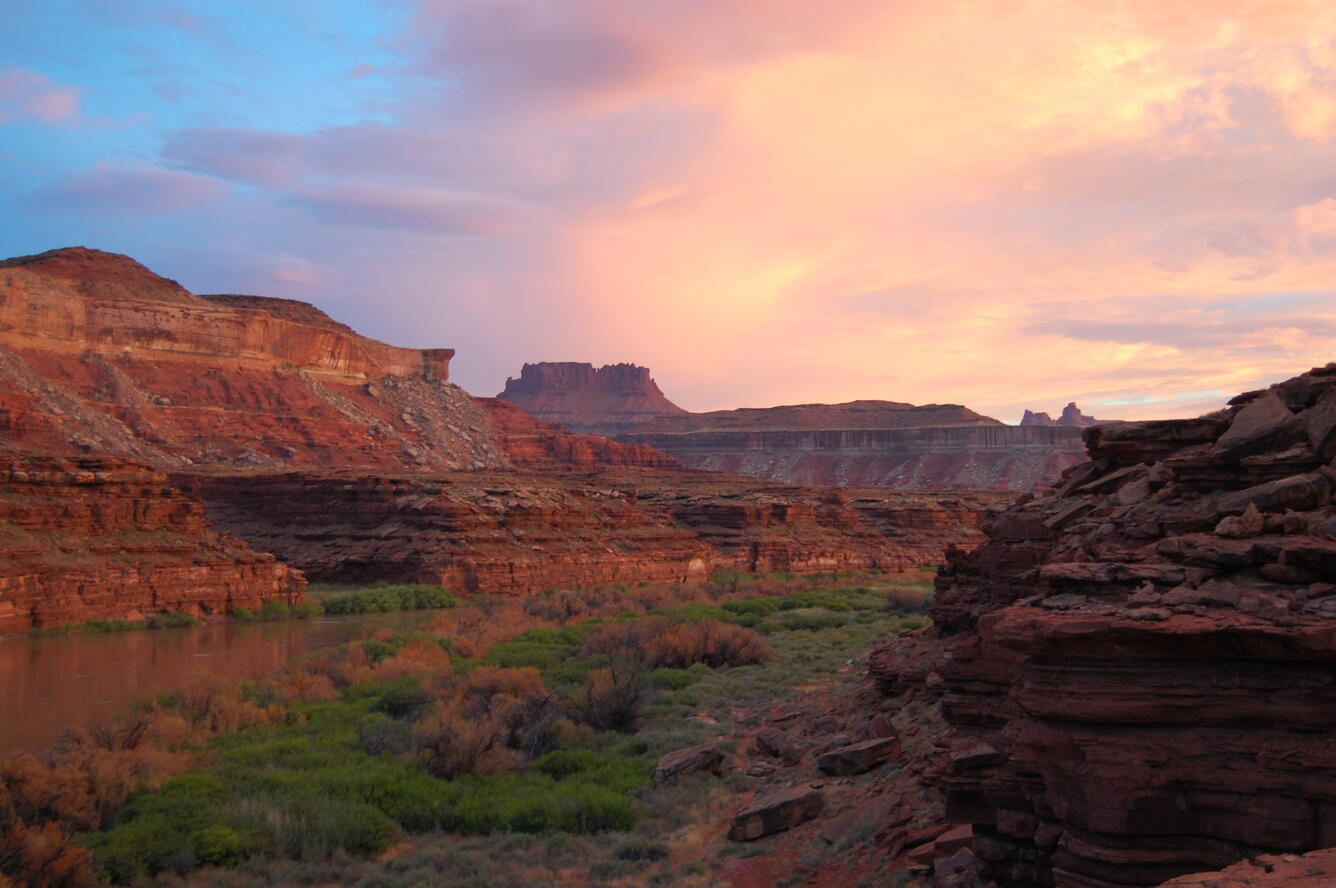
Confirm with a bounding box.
[148,611,200,629]
[358,713,413,756]
[368,680,430,718]
[258,600,290,621]
[190,826,243,866]
[648,668,698,690]
[320,584,457,615]
[290,600,323,619]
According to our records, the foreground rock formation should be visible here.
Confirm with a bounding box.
[929,363,1336,887]
[0,452,303,633]
[500,363,1091,492]
[177,469,1010,590]
[497,362,687,436]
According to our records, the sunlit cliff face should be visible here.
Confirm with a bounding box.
[3,0,1336,421]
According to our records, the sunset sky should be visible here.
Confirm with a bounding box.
[3,1,1336,422]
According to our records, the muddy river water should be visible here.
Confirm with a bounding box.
[0,611,431,755]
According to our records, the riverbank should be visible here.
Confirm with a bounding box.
[23,583,459,638]
[0,571,934,887]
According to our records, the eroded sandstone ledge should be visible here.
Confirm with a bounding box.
[928,363,1336,887]
[176,468,1011,591]
[0,452,304,634]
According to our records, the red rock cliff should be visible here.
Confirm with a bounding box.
[929,363,1336,887]
[0,452,304,634]
[176,469,1012,592]
[0,248,663,474]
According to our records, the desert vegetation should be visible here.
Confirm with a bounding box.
[0,570,932,887]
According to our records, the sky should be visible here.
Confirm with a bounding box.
[3,1,1336,423]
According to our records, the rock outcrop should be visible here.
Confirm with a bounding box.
[497,362,686,436]
[497,361,1092,493]
[1021,402,1106,428]
[0,452,304,633]
[929,363,1336,887]
[176,469,1012,590]
[1158,848,1336,887]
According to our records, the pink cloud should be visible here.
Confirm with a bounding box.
[24,165,228,214]
[286,182,537,234]
[0,69,82,124]
[59,0,1336,423]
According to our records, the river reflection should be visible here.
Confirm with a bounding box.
[0,612,431,756]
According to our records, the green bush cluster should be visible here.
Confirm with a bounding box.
[88,687,649,882]
[321,584,457,614]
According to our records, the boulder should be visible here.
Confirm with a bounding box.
[815,736,901,776]
[727,786,824,841]
[755,726,803,764]
[1216,473,1330,516]
[1213,391,1304,458]
[653,742,724,784]
[1304,388,1336,458]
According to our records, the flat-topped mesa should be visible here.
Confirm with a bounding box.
[1020,401,1104,428]
[498,361,687,437]
[927,361,1336,887]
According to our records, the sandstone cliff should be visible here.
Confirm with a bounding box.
[177,469,1012,592]
[928,363,1336,887]
[497,362,687,436]
[0,452,304,633]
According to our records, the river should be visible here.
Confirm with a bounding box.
[0,611,432,756]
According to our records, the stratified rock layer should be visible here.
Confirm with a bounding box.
[929,363,1336,888]
[498,362,687,436]
[626,425,1089,493]
[0,452,304,633]
[177,469,1012,590]
[498,363,1092,492]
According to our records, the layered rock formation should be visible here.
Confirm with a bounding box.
[0,248,660,474]
[1021,402,1105,428]
[497,362,686,436]
[0,452,304,633]
[626,425,1088,493]
[0,247,1013,625]
[928,363,1336,887]
[499,363,1091,493]
[635,400,1003,433]
[177,469,1011,590]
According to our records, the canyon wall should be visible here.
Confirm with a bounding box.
[928,363,1336,887]
[177,469,1012,591]
[0,248,1013,628]
[0,452,304,633]
[499,363,1090,492]
[625,425,1089,493]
